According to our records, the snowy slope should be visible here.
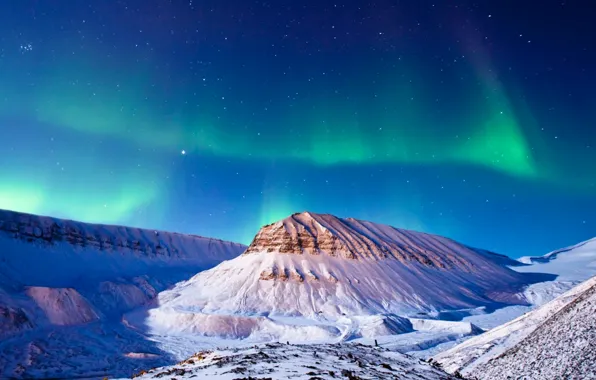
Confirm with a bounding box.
[516,237,596,282]
[506,236,596,312]
[0,208,245,289]
[476,276,596,379]
[0,208,245,379]
[128,212,551,343]
[119,342,457,380]
[432,275,596,378]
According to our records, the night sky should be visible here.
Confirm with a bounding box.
[0,1,594,257]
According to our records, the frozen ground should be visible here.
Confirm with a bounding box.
[116,342,457,380]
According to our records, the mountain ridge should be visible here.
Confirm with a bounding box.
[0,208,246,379]
[0,208,245,288]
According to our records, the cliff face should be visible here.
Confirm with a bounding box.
[0,208,244,260]
[244,212,512,271]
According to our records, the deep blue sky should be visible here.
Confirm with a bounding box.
[0,0,594,257]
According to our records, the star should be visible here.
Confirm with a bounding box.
[181,150,186,155]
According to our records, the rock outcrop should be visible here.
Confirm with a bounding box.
[0,305,34,338]
[245,212,518,271]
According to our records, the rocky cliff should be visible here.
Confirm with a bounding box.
[245,211,520,270]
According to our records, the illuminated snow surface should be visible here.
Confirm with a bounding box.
[434,275,596,379]
[1,210,595,379]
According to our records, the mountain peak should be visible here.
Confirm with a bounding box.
[245,212,514,270]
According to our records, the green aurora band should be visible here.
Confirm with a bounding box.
[0,38,587,233]
[29,54,538,179]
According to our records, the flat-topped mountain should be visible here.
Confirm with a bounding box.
[0,208,244,284]
[129,212,553,341]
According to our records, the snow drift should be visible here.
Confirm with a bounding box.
[25,287,99,326]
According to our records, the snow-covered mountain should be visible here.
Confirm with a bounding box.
[0,208,245,379]
[433,275,596,379]
[127,212,552,343]
[119,342,457,380]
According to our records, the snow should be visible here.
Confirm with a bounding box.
[118,212,568,377]
[25,287,99,326]
[428,236,596,373]
[433,276,596,377]
[0,209,245,289]
[116,342,457,380]
[514,237,596,300]
[475,276,596,379]
[0,208,245,379]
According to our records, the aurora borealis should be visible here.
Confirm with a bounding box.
[0,1,594,257]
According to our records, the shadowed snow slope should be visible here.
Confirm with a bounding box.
[0,208,245,378]
[0,208,245,289]
[120,342,457,380]
[132,212,552,341]
[433,275,596,379]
